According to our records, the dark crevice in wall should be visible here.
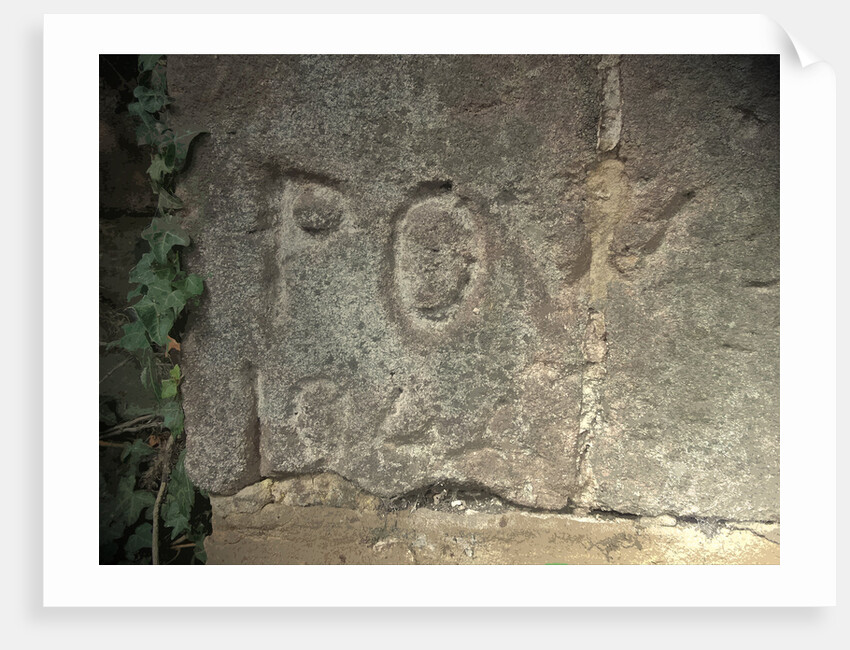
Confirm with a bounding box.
[377,480,574,515]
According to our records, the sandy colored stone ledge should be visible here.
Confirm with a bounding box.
[204,476,778,565]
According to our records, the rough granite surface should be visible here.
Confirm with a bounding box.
[169,55,779,520]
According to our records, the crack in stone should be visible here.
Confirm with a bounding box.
[723,521,781,545]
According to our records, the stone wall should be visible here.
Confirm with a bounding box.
[168,55,779,562]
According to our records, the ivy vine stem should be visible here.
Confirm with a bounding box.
[151,433,175,565]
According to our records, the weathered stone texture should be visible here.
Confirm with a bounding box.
[170,55,778,521]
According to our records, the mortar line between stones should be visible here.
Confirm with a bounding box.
[574,55,622,506]
[596,54,622,155]
[576,309,607,506]
[222,474,780,529]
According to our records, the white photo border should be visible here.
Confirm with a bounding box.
[44,13,836,607]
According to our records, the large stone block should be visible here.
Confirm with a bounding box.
[582,57,780,521]
[170,55,779,520]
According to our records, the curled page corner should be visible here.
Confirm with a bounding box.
[766,14,825,69]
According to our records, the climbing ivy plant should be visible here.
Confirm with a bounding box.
[100,54,209,564]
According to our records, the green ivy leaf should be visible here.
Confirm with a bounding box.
[164,451,194,540]
[160,362,183,399]
[129,251,177,293]
[118,319,150,351]
[136,120,170,149]
[133,84,170,114]
[133,296,159,337]
[127,100,153,121]
[142,216,190,264]
[156,312,177,346]
[138,55,164,72]
[129,102,159,141]
[120,438,157,464]
[160,379,178,399]
[177,274,204,297]
[128,252,157,287]
[163,289,188,313]
[115,476,156,529]
[127,284,144,301]
[144,282,173,306]
[142,214,189,244]
[158,400,184,437]
[149,68,167,93]
[125,490,155,528]
[125,522,153,560]
[146,155,172,185]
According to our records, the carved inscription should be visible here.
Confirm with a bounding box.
[291,184,344,235]
[392,194,485,331]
